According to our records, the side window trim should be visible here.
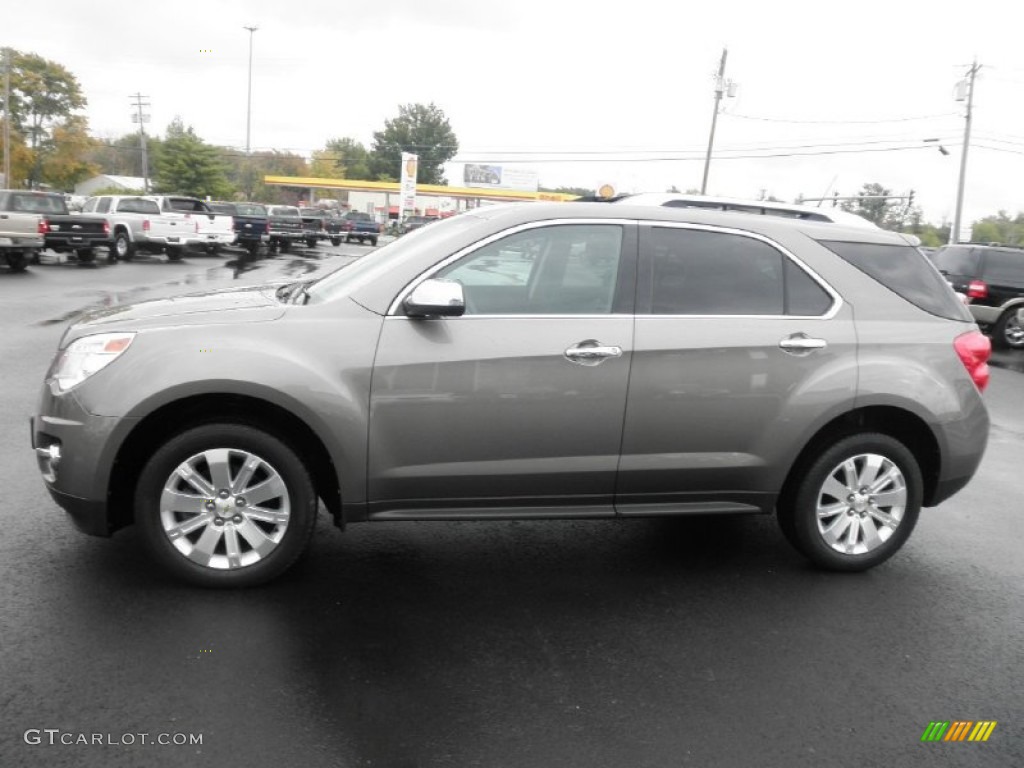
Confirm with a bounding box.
[387,218,639,317]
[635,221,841,319]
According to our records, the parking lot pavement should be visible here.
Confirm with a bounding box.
[1,256,1022,767]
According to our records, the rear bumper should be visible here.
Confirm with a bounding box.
[45,235,111,251]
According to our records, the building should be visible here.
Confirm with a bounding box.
[74,175,149,196]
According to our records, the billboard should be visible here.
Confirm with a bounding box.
[463,164,538,192]
[400,153,418,215]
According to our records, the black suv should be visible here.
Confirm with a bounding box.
[933,243,1024,349]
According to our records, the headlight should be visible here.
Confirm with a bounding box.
[52,333,136,392]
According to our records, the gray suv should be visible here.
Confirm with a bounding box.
[31,204,991,586]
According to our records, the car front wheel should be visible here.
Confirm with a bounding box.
[135,424,317,587]
[778,433,922,572]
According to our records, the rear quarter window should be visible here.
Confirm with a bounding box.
[980,250,1024,287]
[817,240,973,321]
[933,245,980,276]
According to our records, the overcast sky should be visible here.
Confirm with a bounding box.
[7,0,1024,224]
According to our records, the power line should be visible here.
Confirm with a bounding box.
[727,112,959,125]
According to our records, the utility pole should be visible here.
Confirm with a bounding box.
[701,48,728,195]
[950,59,980,244]
[244,26,258,154]
[2,47,11,189]
[129,93,151,192]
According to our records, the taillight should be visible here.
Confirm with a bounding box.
[143,219,151,232]
[102,221,110,235]
[954,330,991,392]
[967,280,988,299]
[265,221,271,234]
[38,219,50,234]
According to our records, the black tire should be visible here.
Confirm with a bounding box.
[345,235,353,244]
[991,309,1024,350]
[246,241,261,259]
[31,250,42,264]
[113,231,135,261]
[6,252,28,272]
[330,237,341,247]
[279,240,291,253]
[204,244,221,256]
[306,238,318,248]
[777,433,922,572]
[75,248,96,264]
[368,237,378,247]
[134,424,318,588]
[167,247,184,262]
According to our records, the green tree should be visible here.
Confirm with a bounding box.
[87,131,162,178]
[2,48,93,188]
[840,182,911,229]
[540,185,595,197]
[218,148,308,203]
[369,103,458,185]
[154,118,233,198]
[971,211,1024,245]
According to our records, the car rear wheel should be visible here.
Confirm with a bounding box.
[135,424,317,587]
[368,237,378,247]
[992,309,1024,350]
[306,238,318,248]
[330,237,341,247]
[167,247,184,261]
[777,433,922,572]
[75,248,96,264]
[5,251,28,272]
[114,232,135,261]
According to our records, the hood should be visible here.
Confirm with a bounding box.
[62,285,287,342]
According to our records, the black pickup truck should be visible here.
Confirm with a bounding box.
[298,208,346,247]
[265,205,305,252]
[0,190,111,263]
[209,201,270,257]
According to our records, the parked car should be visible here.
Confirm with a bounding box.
[341,211,381,245]
[0,202,45,272]
[932,242,1024,349]
[265,205,305,252]
[145,195,236,256]
[82,195,190,261]
[399,215,439,235]
[298,208,345,247]
[208,202,270,257]
[32,203,990,587]
[0,190,111,264]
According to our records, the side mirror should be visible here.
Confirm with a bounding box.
[403,278,466,317]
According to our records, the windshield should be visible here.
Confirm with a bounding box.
[271,207,300,216]
[306,213,484,304]
[235,203,266,216]
[346,212,372,221]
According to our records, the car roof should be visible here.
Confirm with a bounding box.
[607,192,879,230]
[467,202,911,245]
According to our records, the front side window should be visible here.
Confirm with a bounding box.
[434,224,625,315]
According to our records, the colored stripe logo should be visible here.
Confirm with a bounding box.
[921,721,997,742]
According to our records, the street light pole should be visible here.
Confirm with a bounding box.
[243,25,258,155]
[701,48,728,195]
[950,59,980,244]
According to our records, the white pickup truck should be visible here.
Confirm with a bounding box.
[0,205,45,272]
[82,195,190,261]
[146,195,235,255]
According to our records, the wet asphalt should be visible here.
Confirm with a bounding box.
[0,245,1021,768]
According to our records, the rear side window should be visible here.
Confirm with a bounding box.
[817,240,972,321]
[643,227,832,316]
[96,198,111,213]
[933,245,979,276]
[981,250,1024,287]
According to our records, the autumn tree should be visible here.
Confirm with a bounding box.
[369,103,458,184]
[2,48,97,188]
[154,118,233,198]
[310,137,372,180]
[218,148,308,203]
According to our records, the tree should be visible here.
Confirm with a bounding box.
[369,103,458,185]
[87,131,162,178]
[154,118,233,199]
[840,182,905,229]
[971,211,1024,246]
[2,48,93,188]
[218,148,308,203]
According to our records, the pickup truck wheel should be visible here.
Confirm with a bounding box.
[75,248,96,264]
[134,424,317,587]
[330,237,341,247]
[344,235,353,244]
[113,232,135,261]
[777,433,922,572]
[368,237,378,247]
[305,238,318,248]
[5,252,28,272]
[167,247,184,262]
[279,240,291,253]
[992,309,1024,350]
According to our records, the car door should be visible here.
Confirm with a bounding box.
[615,223,857,514]
[367,221,638,517]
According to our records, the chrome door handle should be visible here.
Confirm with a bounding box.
[779,333,827,355]
[565,340,622,366]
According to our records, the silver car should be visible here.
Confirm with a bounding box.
[31,203,991,586]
